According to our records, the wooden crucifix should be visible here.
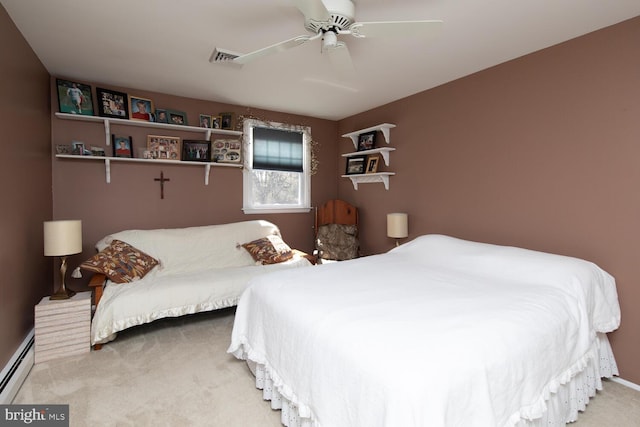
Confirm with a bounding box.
[154,171,170,199]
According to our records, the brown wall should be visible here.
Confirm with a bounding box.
[51,82,339,290]
[338,16,640,383]
[0,6,52,368]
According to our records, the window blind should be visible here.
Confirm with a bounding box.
[252,127,303,172]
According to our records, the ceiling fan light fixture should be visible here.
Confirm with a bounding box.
[322,30,338,50]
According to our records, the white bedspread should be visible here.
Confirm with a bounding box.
[92,256,310,344]
[228,234,621,427]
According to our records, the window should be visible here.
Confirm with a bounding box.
[243,119,311,214]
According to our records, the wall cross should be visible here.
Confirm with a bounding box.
[154,171,170,199]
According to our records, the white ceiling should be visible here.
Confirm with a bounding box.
[3,0,639,121]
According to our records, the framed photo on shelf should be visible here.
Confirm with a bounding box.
[163,109,186,125]
[71,141,90,156]
[91,146,106,157]
[56,79,94,116]
[182,140,211,162]
[129,95,155,122]
[357,131,377,151]
[345,155,367,175]
[212,139,242,163]
[211,115,222,129]
[147,135,181,160]
[96,87,128,119]
[199,114,212,128]
[55,144,71,154]
[155,109,168,123]
[166,109,188,126]
[112,135,133,158]
[365,154,380,173]
[219,112,235,130]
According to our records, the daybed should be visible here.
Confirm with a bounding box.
[229,234,621,427]
[83,220,312,347]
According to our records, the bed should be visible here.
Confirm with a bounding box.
[228,234,621,427]
[85,220,312,346]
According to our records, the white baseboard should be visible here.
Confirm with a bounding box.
[0,329,35,404]
[610,376,640,392]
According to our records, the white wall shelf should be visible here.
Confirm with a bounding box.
[56,154,241,185]
[55,112,242,147]
[341,172,395,190]
[341,147,396,166]
[341,123,397,189]
[341,123,396,150]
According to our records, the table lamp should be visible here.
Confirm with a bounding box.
[44,220,82,300]
[387,213,408,246]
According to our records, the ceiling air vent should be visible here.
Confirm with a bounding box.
[209,48,241,63]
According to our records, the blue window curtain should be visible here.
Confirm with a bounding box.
[252,127,303,172]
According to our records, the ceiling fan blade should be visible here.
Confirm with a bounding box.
[326,42,356,79]
[232,35,315,65]
[293,0,331,23]
[349,20,443,39]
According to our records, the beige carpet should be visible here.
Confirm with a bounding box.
[14,308,640,426]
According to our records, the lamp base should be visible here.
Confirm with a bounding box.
[50,288,76,300]
[49,255,76,300]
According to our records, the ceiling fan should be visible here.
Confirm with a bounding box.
[210,0,442,75]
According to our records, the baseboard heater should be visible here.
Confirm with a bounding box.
[0,329,34,404]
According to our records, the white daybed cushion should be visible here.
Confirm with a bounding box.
[228,234,621,427]
[95,220,283,273]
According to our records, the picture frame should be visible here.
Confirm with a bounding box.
[155,109,168,123]
[147,135,181,160]
[199,114,212,128]
[96,87,129,119]
[71,141,91,156]
[365,154,380,174]
[129,95,155,122]
[211,115,222,129]
[212,139,242,163]
[345,155,367,175]
[55,144,71,155]
[182,140,211,162]
[56,79,94,116]
[357,131,377,151]
[90,146,106,157]
[219,112,235,130]
[112,135,133,158]
[166,109,188,126]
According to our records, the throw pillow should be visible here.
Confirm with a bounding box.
[80,239,159,284]
[242,235,294,265]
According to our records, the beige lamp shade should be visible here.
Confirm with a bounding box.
[387,213,408,239]
[44,220,82,256]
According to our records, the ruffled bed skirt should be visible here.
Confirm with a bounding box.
[245,333,618,427]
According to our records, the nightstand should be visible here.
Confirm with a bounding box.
[34,291,91,364]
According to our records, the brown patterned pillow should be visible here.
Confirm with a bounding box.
[242,235,294,265]
[80,239,159,284]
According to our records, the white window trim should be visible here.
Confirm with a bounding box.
[242,118,312,214]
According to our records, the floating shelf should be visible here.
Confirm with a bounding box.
[55,154,241,185]
[342,123,396,150]
[342,147,396,166]
[341,172,395,190]
[55,112,242,147]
